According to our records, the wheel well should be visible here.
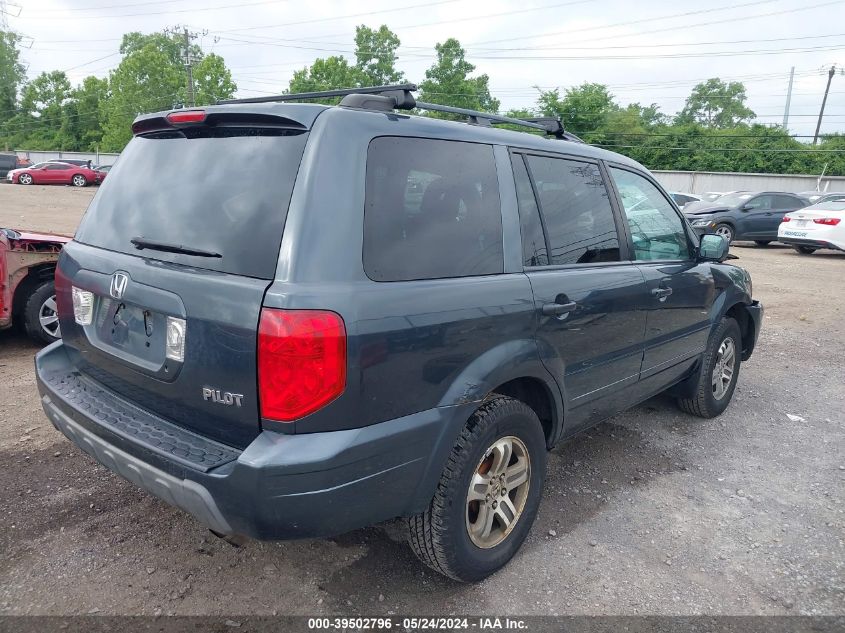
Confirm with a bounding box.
[12,264,56,320]
[491,377,556,447]
[725,303,753,359]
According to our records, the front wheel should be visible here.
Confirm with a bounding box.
[677,317,741,418]
[794,245,817,255]
[23,279,61,345]
[18,173,33,185]
[71,174,87,187]
[407,396,547,582]
[714,223,734,243]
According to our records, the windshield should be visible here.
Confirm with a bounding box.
[713,193,753,207]
[75,127,308,279]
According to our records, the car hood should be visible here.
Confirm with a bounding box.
[684,205,732,217]
[1,228,72,243]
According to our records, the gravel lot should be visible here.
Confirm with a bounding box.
[0,184,843,616]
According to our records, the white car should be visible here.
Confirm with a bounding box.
[778,200,845,254]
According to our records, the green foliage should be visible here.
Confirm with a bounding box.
[288,56,366,98]
[537,83,617,141]
[418,38,499,119]
[193,53,237,106]
[0,31,26,129]
[677,78,756,128]
[354,25,403,85]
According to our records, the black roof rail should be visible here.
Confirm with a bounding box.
[218,83,578,141]
[217,83,418,106]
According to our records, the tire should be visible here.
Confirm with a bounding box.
[794,246,817,255]
[677,317,741,418]
[406,396,547,582]
[71,174,87,187]
[22,279,61,345]
[754,240,771,246]
[18,173,32,185]
[713,223,734,243]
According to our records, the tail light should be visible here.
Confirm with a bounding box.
[258,308,346,422]
[813,217,841,226]
[781,216,791,223]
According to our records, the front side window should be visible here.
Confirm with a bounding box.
[525,155,620,265]
[364,137,503,281]
[610,167,692,262]
[744,195,772,210]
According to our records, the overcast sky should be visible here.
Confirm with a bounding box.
[4,0,845,139]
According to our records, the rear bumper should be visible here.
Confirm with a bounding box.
[36,342,468,540]
[778,236,844,251]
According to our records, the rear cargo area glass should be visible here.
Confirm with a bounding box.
[75,128,308,279]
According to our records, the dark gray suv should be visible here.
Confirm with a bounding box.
[35,84,762,582]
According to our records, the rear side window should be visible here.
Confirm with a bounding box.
[511,155,548,267]
[525,155,620,265]
[75,128,308,279]
[364,137,503,281]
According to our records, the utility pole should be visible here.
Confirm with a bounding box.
[813,65,836,145]
[165,25,203,108]
[782,66,794,131]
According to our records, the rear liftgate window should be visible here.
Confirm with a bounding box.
[364,137,504,281]
[75,126,308,280]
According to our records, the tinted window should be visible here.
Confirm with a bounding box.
[611,168,692,262]
[525,155,619,265]
[364,137,503,281]
[75,128,308,279]
[744,195,772,210]
[511,154,548,267]
[47,164,70,170]
[773,194,802,209]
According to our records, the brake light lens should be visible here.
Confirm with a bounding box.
[166,110,206,124]
[71,286,94,325]
[258,309,346,422]
[813,217,841,226]
[781,216,791,223]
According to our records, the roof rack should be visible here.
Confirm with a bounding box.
[218,83,578,141]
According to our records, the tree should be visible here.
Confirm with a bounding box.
[7,71,74,149]
[70,76,108,150]
[193,54,237,106]
[0,31,26,129]
[678,78,755,128]
[287,56,365,96]
[537,83,617,140]
[418,38,499,118]
[354,25,403,86]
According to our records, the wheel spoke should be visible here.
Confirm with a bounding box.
[489,439,513,476]
[504,458,529,489]
[471,502,496,541]
[40,314,58,327]
[495,496,517,531]
[467,472,489,503]
[44,297,57,312]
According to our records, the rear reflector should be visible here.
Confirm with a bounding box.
[258,309,346,422]
[813,217,841,226]
[166,110,206,124]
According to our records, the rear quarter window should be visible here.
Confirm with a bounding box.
[363,137,504,282]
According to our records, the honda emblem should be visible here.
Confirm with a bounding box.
[110,271,129,300]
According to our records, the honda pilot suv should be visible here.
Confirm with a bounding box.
[35,84,762,582]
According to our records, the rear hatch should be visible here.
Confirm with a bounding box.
[784,203,845,233]
[57,107,317,448]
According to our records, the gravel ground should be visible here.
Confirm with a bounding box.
[0,185,843,616]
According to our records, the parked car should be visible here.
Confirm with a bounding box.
[701,191,727,202]
[49,158,93,168]
[0,227,70,344]
[797,191,845,205]
[683,191,810,244]
[93,164,112,182]
[35,87,762,583]
[778,199,845,254]
[0,153,17,179]
[669,191,701,209]
[7,161,103,187]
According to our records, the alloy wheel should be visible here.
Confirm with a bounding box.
[39,294,60,339]
[715,225,733,242]
[711,336,736,400]
[466,435,531,549]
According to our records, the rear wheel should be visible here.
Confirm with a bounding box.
[794,245,817,255]
[23,279,61,345]
[677,317,741,418]
[72,174,87,187]
[18,173,32,185]
[754,240,771,246]
[407,396,547,582]
[714,223,734,243]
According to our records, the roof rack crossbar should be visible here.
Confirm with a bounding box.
[218,83,418,105]
[413,101,550,133]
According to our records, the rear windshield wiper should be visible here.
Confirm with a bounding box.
[131,237,222,258]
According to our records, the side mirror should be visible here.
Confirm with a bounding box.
[739,204,752,212]
[699,234,729,262]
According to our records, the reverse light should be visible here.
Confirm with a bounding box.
[165,316,186,362]
[71,286,94,325]
[781,216,791,223]
[166,110,206,124]
[258,308,347,422]
[813,217,841,226]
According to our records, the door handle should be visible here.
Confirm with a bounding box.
[541,301,577,316]
[651,287,673,300]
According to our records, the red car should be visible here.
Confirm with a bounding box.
[0,228,71,344]
[6,161,102,187]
